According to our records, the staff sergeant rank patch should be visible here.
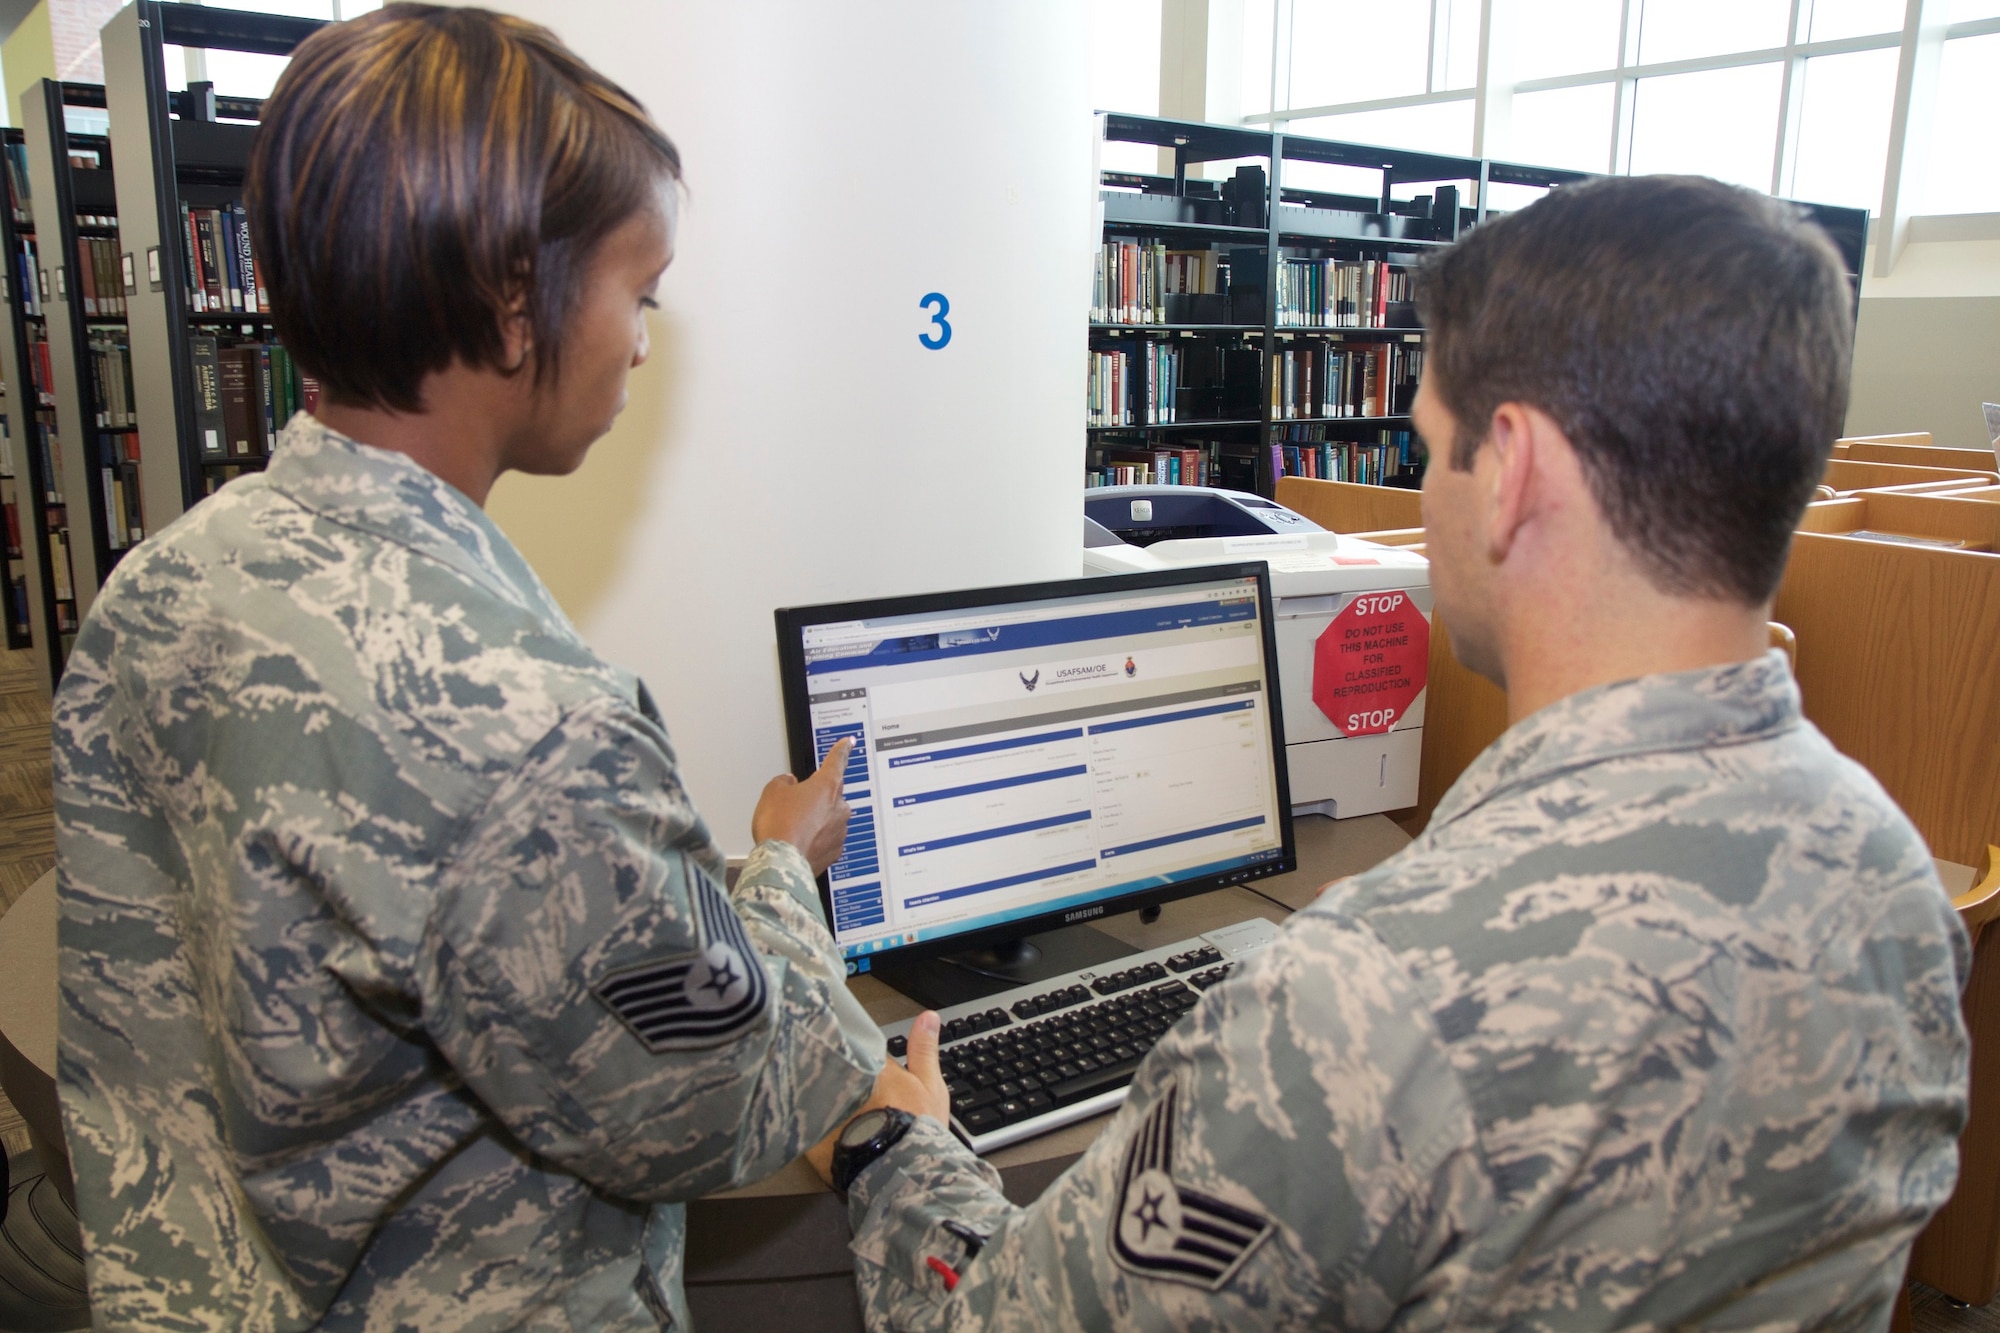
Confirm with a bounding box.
[591,872,770,1052]
[1110,1083,1272,1290]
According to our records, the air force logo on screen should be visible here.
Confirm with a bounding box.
[1020,670,1040,692]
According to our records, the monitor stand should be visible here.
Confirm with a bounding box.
[869,923,1138,1011]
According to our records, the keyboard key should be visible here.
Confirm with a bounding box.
[962,1106,1002,1134]
[997,1080,1022,1098]
[886,1035,907,1058]
[984,1008,1010,1028]
[997,1098,1028,1124]
[1049,1054,1143,1105]
[1022,1089,1054,1113]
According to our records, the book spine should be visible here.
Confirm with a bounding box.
[183,204,204,313]
[219,206,243,312]
[256,344,275,452]
[196,209,224,313]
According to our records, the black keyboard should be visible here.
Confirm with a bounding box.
[878,919,1276,1153]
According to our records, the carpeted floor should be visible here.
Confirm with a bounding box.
[0,646,52,1159]
[0,646,53,916]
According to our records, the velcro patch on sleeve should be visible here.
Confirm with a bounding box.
[592,872,770,1053]
[1109,1083,1273,1291]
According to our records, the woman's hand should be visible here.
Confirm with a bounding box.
[752,737,854,875]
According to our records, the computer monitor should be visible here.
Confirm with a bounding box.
[774,564,1296,1008]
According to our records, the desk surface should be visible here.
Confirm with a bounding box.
[716,810,1412,1200]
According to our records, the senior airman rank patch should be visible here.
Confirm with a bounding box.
[592,869,769,1052]
[1109,1083,1272,1290]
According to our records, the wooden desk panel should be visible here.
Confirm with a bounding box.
[1274,476,1424,533]
[1773,533,2000,867]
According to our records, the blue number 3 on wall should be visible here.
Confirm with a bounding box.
[919,292,952,349]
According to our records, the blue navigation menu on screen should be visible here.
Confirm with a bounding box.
[800,573,1286,961]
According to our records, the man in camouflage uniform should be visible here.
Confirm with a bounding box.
[54,9,881,1330]
[816,178,1970,1329]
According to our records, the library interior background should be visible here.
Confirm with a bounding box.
[0,0,1998,1328]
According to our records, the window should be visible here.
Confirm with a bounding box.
[1508,84,1615,173]
[1436,0,1482,90]
[1284,100,1475,157]
[1287,0,1433,108]
[1508,0,1623,83]
[1205,0,1984,246]
[1788,47,1899,210]
[1092,0,1162,175]
[1918,32,2000,215]
[1629,63,1784,190]
[1805,0,1904,42]
[1635,0,1791,64]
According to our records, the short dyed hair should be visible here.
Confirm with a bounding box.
[248,4,681,412]
[1416,175,1853,605]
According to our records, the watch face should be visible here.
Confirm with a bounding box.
[840,1108,891,1150]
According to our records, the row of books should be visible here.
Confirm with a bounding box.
[88,331,136,429]
[12,238,42,318]
[73,234,128,318]
[1270,340,1423,421]
[96,431,145,551]
[24,416,65,506]
[1093,239,1230,324]
[1088,341,1183,427]
[4,142,28,227]
[190,336,321,457]
[1086,442,1219,489]
[1268,429,1423,486]
[181,202,268,315]
[1275,258,1414,329]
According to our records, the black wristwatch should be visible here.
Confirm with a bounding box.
[830,1107,916,1194]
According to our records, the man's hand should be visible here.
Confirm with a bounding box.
[752,737,853,876]
[808,1011,952,1188]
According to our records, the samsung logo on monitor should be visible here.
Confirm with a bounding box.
[1063,905,1106,924]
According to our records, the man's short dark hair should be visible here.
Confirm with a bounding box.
[248,3,681,413]
[1416,175,1853,605]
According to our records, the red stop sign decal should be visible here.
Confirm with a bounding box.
[1313,591,1430,736]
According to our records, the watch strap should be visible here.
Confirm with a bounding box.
[831,1106,917,1193]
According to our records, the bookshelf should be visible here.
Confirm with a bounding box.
[1088,115,1867,499]
[0,122,75,693]
[20,80,147,650]
[1086,115,1527,496]
[0,384,24,650]
[101,2,324,532]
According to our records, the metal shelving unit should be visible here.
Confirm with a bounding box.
[103,1,323,532]
[1088,113,1868,499]
[0,122,73,693]
[21,79,143,629]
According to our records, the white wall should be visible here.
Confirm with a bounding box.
[476,2,1096,850]
[1849,212,2000,451]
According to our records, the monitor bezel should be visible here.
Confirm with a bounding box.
[773,563,1297,971]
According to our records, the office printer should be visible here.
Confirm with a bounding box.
[1083,485,1432,820]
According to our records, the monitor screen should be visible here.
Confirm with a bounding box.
[774,565,1295,972]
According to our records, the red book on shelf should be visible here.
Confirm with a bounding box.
[184,206,206,312]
